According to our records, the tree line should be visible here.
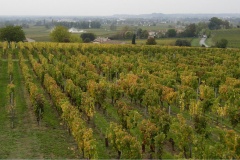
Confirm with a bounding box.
[55,21,101,29]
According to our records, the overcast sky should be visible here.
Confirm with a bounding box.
[0,0,239,16]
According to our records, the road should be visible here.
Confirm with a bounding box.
[26,38,36,42]
[200,37,209,47]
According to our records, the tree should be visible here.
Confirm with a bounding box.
[141,30,149,39]
[110,23,117,31]
[83,38,91,43]
[222,20,230,29]
[0,26,25,42]
[132,34,136,44]
[136,28,143,38]
[196,22,208,35]
[50,26,70,42]
[70,34,82,43]
[80,33,96,42]
[181,23,196,37]
[216,39,228,48]
[146,37,157,45]
[166,29,177,38]
[137,28,149,39]
[125,31,133,39]
[208,17,222,30]
[91,21,101,28]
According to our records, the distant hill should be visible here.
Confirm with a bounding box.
[111,13,240,19]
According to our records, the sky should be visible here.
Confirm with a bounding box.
[0,0,240,16]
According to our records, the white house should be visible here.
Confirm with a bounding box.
[68,28,80,33]
[149,31,156,37]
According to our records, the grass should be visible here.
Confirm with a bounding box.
[22,24,201,47]
[22,23,184,42]
[93,112,112,159]
[23,25,117,42]
[23,26,51,42]
[23,24,240,49]
[25,59,59,128]
[0,58,80,158]
[0,59,12,158]
[84,28,117,37]
[124,37,194,46]
[209,28,240,48]
[205,37,214,47]
[191,38,201,47]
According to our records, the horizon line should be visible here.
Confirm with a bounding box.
[1,13,240,17]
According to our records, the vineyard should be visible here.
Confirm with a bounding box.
[0,42,240,159]
[210,28,240,48]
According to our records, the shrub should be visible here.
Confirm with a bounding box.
[81,33,96,43]
[84,38,91,43]
[146,37,157,45]
[216,38,228,48]
[175,39,191,47]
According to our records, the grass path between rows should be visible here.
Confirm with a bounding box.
[0,60,80,158]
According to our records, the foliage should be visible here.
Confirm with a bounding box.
[215,38,228,48]
[228,105,240,128]
[210,28,240,48]
[80,33,96,42]
[55,21,101,29]
[50,26,71,42]
[146,37,157,45]
[4,42,240,159]
[0,25,26,42]
[149,106,171,136]
[110,23,117,31]
[132,34,136,44]
[137,28,149,39]
[179,23,196,37]
[193,115,208,135]
[166,29,177,37]
[175,39,191,46]
[170,114,194,158]
[70,34,82,43]
[29,53,98,159]
[109,26,135,40]
[125,31,133,39]
[108,122,141,159]
[208,17,230,30]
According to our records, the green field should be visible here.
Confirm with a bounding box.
[191,38,201,47]
[124,38,199,47]
[23,24,185,43]
[205,37,214,47]
[23,26,51,42]
[208,28,240,48]
[124,38,176,45]
[23,25,119,42]
[22,25,240,49]
[0,42,239,159]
